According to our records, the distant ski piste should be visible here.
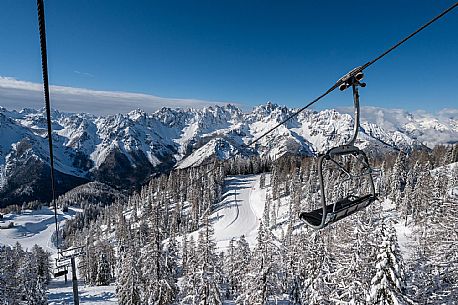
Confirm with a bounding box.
[0,206,81,253]
[184,174,268,252]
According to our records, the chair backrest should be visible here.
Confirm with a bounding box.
[302,145,376,229]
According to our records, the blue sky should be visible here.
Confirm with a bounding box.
[0,0,457,114]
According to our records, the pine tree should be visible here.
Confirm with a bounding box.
[194,216,222,305]
[167,233,179,281]
[96,250,113,286]
[389,152,407,205]
[237,221,281,304]
[117,240,142,305]
[18,248,48,305]
[181,235,199,304]
[141,199,177,304]
[225,238,237,299]
[410,165,458,303]
[182,234,189,276]
[232,235,251,298]
[366,223,412,305]
[31,244,51,285]
[300,231,333,305]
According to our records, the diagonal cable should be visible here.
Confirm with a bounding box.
[175,2,458,200]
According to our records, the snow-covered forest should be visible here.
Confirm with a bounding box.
[0,243,50,305]
[27,144,455,304]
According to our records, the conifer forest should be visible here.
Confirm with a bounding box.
[2,145,455,304]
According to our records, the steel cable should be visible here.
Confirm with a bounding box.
[37,0,59,248]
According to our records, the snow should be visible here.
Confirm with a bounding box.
[381,198,413,259]
[48,278,117,305]
[337,106,458,148]
[0,206,118,304]
[213,175,266,250]
[175,138,238,169]
[392,221,412,259]
[3,103,453,199]
[186,174,267,252]
[0,206,78,253]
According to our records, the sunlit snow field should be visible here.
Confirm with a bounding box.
[0,206,118,304]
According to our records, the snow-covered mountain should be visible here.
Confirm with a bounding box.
[1,103,456,206]
[338,106,458,148]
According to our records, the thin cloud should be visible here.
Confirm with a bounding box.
[73,70,94,78]
[335,105,458,147]
[0,76,235,115]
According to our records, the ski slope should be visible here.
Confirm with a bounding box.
[0,206,78,253]
[203,174,267,251]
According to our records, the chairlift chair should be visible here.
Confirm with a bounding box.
[53,264,69,278]
[299,69,377,229]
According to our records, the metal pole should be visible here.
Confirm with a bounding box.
[349,83,360,146]
[71,256,80,305]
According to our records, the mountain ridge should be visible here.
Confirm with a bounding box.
[1,103,456,206]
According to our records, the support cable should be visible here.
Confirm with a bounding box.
[177,2,457,202]
[248,1,458,147]
[37,0,59,249]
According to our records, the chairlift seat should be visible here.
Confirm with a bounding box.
[54,269,68,278]
[299,194,376,228]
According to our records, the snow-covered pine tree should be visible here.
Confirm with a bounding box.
[18,247,48,305]
[195,216,222,305]
[1,244,21,305]
[366,222,413,305]
[182,234,189,276]
[411,163,434,225]
[0,243,48,305]
[232,235,251,298]
[333,210,380,304]
[410,166,458,303]
[141,197,177,304]
[389,152,407,206]
[284,228,304,305]
[237,221,281,304]
[31,244,51,285]
[80,227,98,285]
[224,238,237,299]
[452,143,458,163]
[117,233,142,305]
[180,235,199,304]
[300,231,333,305]
[96,241,114,286]
[167,233,179,282]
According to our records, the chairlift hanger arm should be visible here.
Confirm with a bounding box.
[338,71,366,146]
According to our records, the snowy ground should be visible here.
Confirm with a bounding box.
[0,206,118,304]
[47,278,117,305]
[381,199,413,258]
[0,206,79,253]
[187,174,267,252]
